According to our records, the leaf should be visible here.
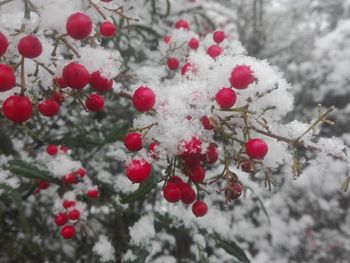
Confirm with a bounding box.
[7,159,61,185]
[197,244,209,263]
[245,186,271,225]
[154,212,173,225]
[124,246,149,263]
[131,25,161,38]
[160,0,171,18]
[195,12,216,31]
[0,127,16,155]
[55,135,105,148]
[213,235,250,263]
[120,173,157,204]
[0,184,31,236]
[105,122,130,143]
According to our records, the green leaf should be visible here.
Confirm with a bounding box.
[131,25,161,38]
[55,135,105,148]
[197,244,209,263]
[0,184,31,236]
[105,122,130,143]
[0,127,16,155]
[213,235,250,263]
[123,246,149,263]
[7,159,61,185]
[120,173,157,204]
[245,186,271,225]
[154,212,173,225]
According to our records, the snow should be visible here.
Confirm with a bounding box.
[92,235,116,262]
[129,215,156,247]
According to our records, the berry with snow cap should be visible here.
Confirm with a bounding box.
[125,158,151,183]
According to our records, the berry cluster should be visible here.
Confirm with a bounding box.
[0,1,121,123]
[44,144,99,239]
[120,22,273,217]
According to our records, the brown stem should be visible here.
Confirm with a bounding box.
[60,37,81,58]
[119,91,132,100]
[252,126,346,161]
[34,61,55,75]
[20,56,26,96]
[295,106,334,141]
[0,0,13,6]
[88,0,107,20]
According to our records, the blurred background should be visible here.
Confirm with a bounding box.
[0,0,349,262]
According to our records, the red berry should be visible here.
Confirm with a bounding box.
[187,165,205,183]
[63,173,78,184]
[61,225,76,239]
[85,93,104,112]
[99,21,117,37]
[63,200,75,209]
[167,57,179,70]
[188,37,199,50]
[227,182,243,200]
[52,91,65,104]
[124,132,143,152]
[60,145,69,153]
[46,144,58,156]
[179,136,202,160]
[168,176,183,184]
[229,65,255,89]
[77,168,86,177]
[163,35,171,44]
[132,86,156,112]
[0,32,9,56]
[17,35,42,58]
[67,209,80,220]
[125,158,151,183]
[192,200,208,217]
[241,160,252,173]
[0,64,16,92]
[54,213,68,226]
[181,63,195,76]
[180,183,196,204]
[200,116,213,130]
[87,189,99,198]
[38,98,60,117]
[149,140,160,160]
[175,19,189,30]
[215,87,236,109]
[53,77,68,89]
[245,138,268,159]
[66,12,92,40]
[213,31,225,44]
[207,45,222,59]
[2,95,33,123]
[90,71,113,92]
[205,143,218,164]
[63,62,90,89]
[38,180,49,190]
[163,183,182,203]
[184,158,201,169]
